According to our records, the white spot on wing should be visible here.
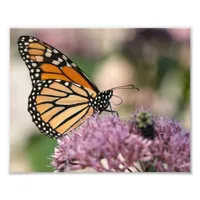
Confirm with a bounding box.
[66,62,71,67]
[53,49,59,54]
[62,55,67,60]
[45,52,52,57]
[73,83,81,87]
[71,63,76,67]
[52,60,60,65]
[58,57,63,62]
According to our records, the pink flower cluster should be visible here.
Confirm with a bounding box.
[51,110,190,172]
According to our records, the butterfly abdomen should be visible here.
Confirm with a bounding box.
[89,90,113,113]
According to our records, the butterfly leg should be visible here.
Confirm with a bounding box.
[105,104,119,117]
[105,109,119,117]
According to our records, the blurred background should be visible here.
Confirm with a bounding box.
[10,28,190,172]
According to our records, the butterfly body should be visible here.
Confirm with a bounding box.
[89,90,113,114]
[18,35,117,138]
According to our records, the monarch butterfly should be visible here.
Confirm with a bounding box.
[18,36,139,139]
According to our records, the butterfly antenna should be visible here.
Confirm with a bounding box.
[110,84,139,91]
[111,95,123,106]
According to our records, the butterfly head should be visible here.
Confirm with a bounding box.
[90,90,113,113]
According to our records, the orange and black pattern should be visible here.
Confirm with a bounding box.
[18,36,114,138]
[28,80,97,138]
[18,36,99,92]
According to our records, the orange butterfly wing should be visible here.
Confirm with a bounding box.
[28,79,95,138]
[18,36,102,138]
[18,36,99,92]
